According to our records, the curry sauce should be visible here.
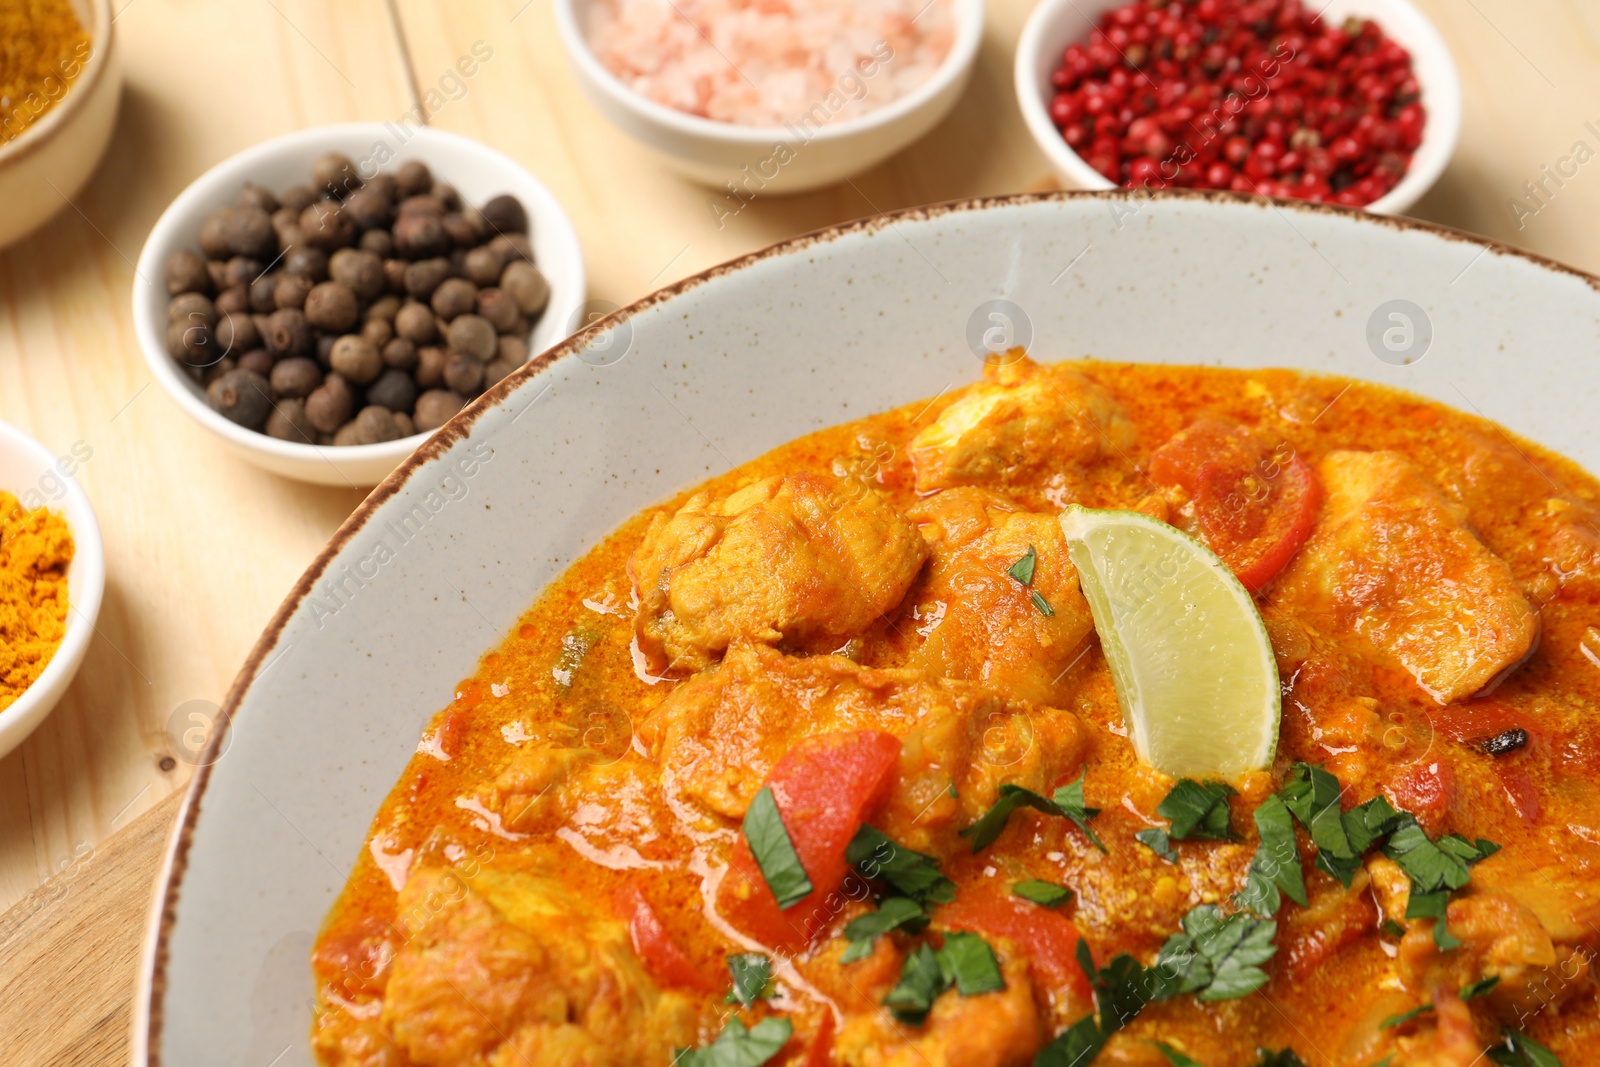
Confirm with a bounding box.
[311,359,1600,1066]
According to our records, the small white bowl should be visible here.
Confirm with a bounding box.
[0,420,105,761]
[554,0,985,193]
[0,0,122,249]
[1014,0,1461,215]
[133,124,586,487]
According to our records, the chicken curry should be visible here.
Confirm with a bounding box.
[311,355,1600,1066]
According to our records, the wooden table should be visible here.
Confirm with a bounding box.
[2,0,1598,1062]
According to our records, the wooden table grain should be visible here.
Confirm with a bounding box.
[0,0,1597,1063]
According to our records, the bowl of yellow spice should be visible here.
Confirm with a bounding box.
[0,419,103,760]
[0,0,121,249]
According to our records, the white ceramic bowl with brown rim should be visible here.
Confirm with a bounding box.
[137,192,1600,1063]
[0,419,104,760]
[1014,0,1460,216]
[554,0,986,193]
[131,124,587,487]
[0,0,121,249]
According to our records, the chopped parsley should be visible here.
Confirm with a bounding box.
[1150,904,1278,1003]
[676,1016,792,1067]
[1156,779,1237,842]
[882,932,1006,1024]
[1383,818,1499,950]
[1278,763,1499,948]
[1008,544,1056,616]
[1034,1016,1106,1066]
[724,953,774,1007]
[840,897,926,963]
[960,777,1106,853]
[1136,828,1177,863]
[1379,918,1407,939]
[1279,763,1401,886]
[884,943,948,1025]
[1488,1031,1563,1066]
[1008,545,1038,585]
[1013,879,1073,907]
[847,825,956,906]
[742,786,812,909]
[1377,975,1501,1030]
[939,931,1006,995]
[1235,794,1307,917]
[1152,1041,1205,1066]
[1378,1003,1433,1030]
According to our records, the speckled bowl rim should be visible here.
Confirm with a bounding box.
[135,188,1600,1065]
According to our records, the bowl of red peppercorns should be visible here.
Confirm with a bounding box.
[132,124,585,486]
[1014,0,1459,213]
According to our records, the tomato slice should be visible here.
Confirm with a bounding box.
[803,1011,835,1067]
[615,882,718,993]
[1380,759,1456,836]
[1149,420,1322,592]
[935,885,1093,1001]
[720,731,903,953]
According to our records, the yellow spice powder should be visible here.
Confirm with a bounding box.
[0,0,92,145]
[0,491,73,711]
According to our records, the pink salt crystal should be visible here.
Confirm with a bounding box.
[585,0,955,128]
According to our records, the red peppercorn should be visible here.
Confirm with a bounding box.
[1044,0,1423,206]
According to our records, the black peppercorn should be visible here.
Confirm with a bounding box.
[304,281,360,333]
[274,273,314,311]
[299,201,355,250]
[344,187,392,230]
[414,389,465,431]
[480,194,528,236]
[395,159,432,196]
[207,369,273,428]
[366,367,418,413]
[248,274,279,313]
[313,152,362,199]
[164,249,212,295]
[265,398,317,443]
[284,245,329,281]
[304,372,355,433]
[329,248,385,301]
[265,308,314,358]
[360,228,395,257]
[270,357,323,399]
[238,182,279,213]
[403,258,452,299]
[214,285,250,317]
[431,277,478,319]
[393,212,447,258]
[167,292,215,326]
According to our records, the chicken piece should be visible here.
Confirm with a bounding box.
[832,953,1044,1067]
[640,642,1088,852]
[381,867,701,1067]
[1392,991,1483,1067]
[909,356,1135,495]
[630,472,928,674]
[1395,890,1581,1019]
[1273,450,1538,704]
[904,488,1096,704]
[311,1014,402,1067]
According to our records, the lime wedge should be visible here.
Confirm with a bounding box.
[1058,505,1279,778]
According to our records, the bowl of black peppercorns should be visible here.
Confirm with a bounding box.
[133,124,585,485]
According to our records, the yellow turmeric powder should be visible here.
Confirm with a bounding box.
[0,0,93,145]
[0,490,73,711]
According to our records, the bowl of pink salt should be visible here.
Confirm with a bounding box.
[555,0,984,195]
